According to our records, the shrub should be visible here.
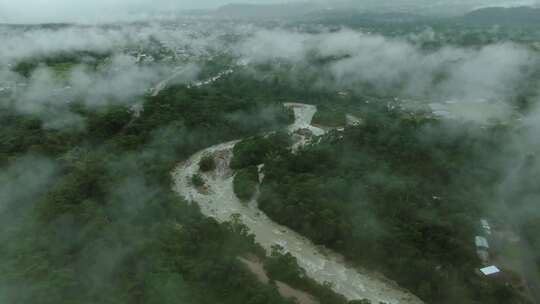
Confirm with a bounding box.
[191,174,204,187]
[199,154,216,172]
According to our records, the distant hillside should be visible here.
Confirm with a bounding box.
[212,2,430,24]
[214,3,316,20]
[209,2,540,27]
[300,9,429,25]
[211,0,539,20]
[460,6,540,26]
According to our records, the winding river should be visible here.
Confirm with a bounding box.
[172,103,423,304]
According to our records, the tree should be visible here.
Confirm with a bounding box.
[233,166,259,201]
[191,174,205,187]
[199,154,216,172]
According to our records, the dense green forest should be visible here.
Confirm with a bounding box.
[2,62,537,303]
[3,16,540,303]
[0,69,351,304]
[12,51,111,78]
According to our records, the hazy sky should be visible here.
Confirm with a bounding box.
[1,0,538,23]
[0,0,293,23]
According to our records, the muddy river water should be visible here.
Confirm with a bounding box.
[172,103,422,304]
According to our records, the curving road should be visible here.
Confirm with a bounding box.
[172,103,423,304]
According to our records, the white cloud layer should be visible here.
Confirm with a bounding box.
[238,28,537,122]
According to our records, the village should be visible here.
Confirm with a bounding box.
[474,217,539,302]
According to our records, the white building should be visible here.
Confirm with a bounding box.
[480,265,501,276]
[475,236,489,249]
[475,236,490,264]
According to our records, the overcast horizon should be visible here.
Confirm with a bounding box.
[0,0,297,24]
[1,0,539,24]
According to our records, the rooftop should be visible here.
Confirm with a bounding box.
[475,236,489,249]
[480,265,500,276]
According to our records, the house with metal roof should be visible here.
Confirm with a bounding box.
[475,236,490,264]
[480,265,501,276]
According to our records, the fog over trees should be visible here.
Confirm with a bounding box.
[2,2,540,304]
